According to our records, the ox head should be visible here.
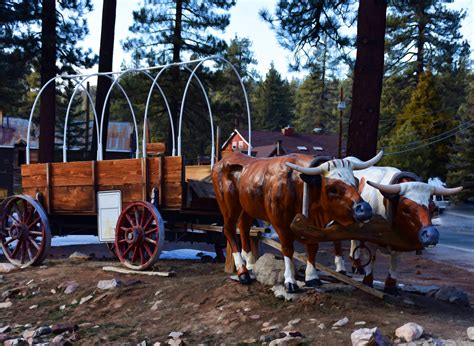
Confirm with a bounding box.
[367,181,462,248]
[286,151,384,226]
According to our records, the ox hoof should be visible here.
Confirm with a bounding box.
[305,279,323,288]
[285,282,300,293]
[238,272,252,285]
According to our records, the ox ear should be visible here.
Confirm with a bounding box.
[300,173,322,187]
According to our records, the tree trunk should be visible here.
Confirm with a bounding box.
[92,0,116,160]
[168,0,183,156]
[415,2,426,79]
[39,0,56,163]
[346,0,387,160]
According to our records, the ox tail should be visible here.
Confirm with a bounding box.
[211,160,243,206]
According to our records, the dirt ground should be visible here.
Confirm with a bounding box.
[1,242,473,345]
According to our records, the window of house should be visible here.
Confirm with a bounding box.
[232,142,237,150]
[313,146,323,151]
[297,146,307,151]
[238,140,244,149]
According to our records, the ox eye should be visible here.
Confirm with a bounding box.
[402,207,410,215]
[328,186,338,196]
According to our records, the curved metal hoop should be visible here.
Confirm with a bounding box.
[352,243,372,268]
[178,56,252,160]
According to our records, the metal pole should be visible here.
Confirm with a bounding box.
[85,81,90,153]
[216,125,220,163]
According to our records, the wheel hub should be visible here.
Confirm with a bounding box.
[9,224,28,240]
[125,227,144,245]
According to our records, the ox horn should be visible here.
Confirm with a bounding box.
[433,185,463,195]
[367,181,401,194]
[286,162,324,175]
[348,150,384,170]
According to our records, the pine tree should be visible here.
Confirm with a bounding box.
[383,71,454,179]
[385,0,466,79]
[252,63,295,131]
[212,36,258,137]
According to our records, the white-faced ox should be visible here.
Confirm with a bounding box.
[348,165,462,293]
[212,151,383,293]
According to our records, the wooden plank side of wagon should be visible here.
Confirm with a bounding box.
[160,156,183,209]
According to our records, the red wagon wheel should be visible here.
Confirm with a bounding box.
[115,201,165,270]
[0,195,51,268]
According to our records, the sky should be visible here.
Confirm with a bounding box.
[81,0,474,79]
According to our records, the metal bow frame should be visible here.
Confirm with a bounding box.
[26,56,252,167]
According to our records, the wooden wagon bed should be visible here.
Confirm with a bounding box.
[21,156,184,215]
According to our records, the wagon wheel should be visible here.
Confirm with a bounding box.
[115,201,165,270]
[0,195,51,268]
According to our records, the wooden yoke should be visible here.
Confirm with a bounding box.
[291,214,419,252]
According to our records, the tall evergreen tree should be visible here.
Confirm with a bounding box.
[385,0,466,79]
[212,36,258,136]
[383,71,454,179]
[123,0,236,155]
[252,63,294,131]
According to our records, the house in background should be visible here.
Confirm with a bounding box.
[221,126,344,158]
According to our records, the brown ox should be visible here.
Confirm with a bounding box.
[346,164,463,293]
[212,151,382,293]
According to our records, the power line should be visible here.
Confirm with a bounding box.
[383,119,474,155]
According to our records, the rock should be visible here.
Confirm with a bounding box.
[467,327,474,341]
[60,305,66,310]
[97,278,122,290]
[317,323,325,330]
[155,290,162,296]
[21,330,35,340]
[0,263,17,273]
[260,335,274,342]
[250,315,260,320]
[169,331,184,340]
[261,325,280,333]
[69,252,90,260]
[288,318,301,326]
[29,305,38,310]
[3,338,28,346]
[71,299,78,305]
[51,323,78,334]
[269,334,303,346]
[431,286,470,307]
[151,300,163,311]
[50,289,56,294]
[23,324,32,329]
[242,338,257,344]
[271,285,300,301]
[354,321,366,326]
[0,325,11,333]
[34,326,51,337]
[351,327,385,346]
[2,288,21,299]
[0,302,13,309]
[0,275,3,283]
[395,322,424,342]
[333,317,349,327]
[79,295,93,305]
[0,334,10,342]
[255,253,285,285]
[167,339,184,346]
[63,281,79,294]
[52,335,65,343]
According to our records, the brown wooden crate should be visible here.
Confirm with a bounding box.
[185,165,212,181]
[162,156,183,208]
[21,163,47,188]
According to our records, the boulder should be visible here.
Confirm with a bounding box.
[69,252,90,261]
[0,302,13,309]
[3,338,28,346]
[97,278,122,290]
[255,253,285,286]
[467,327,474,341]
[431,286,470,307]
[0,263,17,273]
[395,322,424,342]
[0,325,11,333]
[351,327,385,346]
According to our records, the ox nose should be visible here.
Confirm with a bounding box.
[352,201,373,222]
[419,226,439,246]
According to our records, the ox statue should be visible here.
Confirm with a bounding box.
[347,163,463,294]
[212,151,383,293]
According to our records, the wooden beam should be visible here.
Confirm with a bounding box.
[170,222,268,237]
[260,237,385,300]
[45,163,51,214]
[91,160,97,213]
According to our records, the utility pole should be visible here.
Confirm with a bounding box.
[337,87,346,158]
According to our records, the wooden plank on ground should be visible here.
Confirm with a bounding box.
[102,266,176,277]
[260,237,385,299]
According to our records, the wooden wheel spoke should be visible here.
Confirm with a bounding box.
[118,239,127,244]
[26,243,34,261]
[131,246,139,263]
[29,230,43,236]
[134,209,140,227]
[140,206,146,227]
[28,236,40,250]
[145,237,157,245]
[4,237,15,246]
[8,213,21,225]
[143,242,154,258]
[11,239,22,258]
[143,215,154,230]
[145,228,158,235]
[20,240,26,263]
[125,214,135,227]
[27,216,41,229]
[120,226,132,232]
[139,247,144,265]
[122,243,134,257]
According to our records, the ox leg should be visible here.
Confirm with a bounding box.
[223,217,250,285]
[334,241,347,275]
[384,252,400,295]
[274,227,299,293]
[238,212,256,280]
[305,243,322,287]
[350,240,365,275]
[362,246,376,287]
